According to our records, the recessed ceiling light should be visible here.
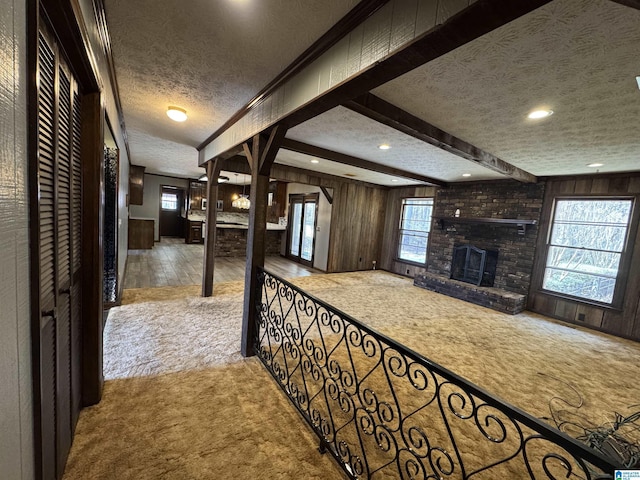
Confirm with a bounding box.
[462,173,471,177]
[587,163,604,168]
[391,179,399,182]
[310,159,319,164]
[167,106,187,122]
[378,144,391,150]
[527,109,553,120]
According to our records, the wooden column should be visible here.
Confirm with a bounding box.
[241,126,286,357]
[80,92,104,406]
[202,159,221,297]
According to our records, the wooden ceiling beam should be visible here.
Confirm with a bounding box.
[609,0,640,9]
[277,0,553,131]
[197,0,390,151]
[200,0,553,160]
[344,93,538,184]
[281,138,446,187]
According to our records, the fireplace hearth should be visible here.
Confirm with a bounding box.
[450,245,498,287]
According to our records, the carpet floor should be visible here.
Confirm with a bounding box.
[62,271,640,479]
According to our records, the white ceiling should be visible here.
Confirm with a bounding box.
[105,0,640,185]
[104,0,361,178]
[373,0,640,178]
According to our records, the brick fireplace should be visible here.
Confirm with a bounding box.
[414,180,545,313]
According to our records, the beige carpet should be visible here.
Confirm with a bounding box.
[63,271,639,479]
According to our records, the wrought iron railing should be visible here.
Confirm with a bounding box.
[254,267,619,479]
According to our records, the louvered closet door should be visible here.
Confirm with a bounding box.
[55,62,74,478]
[70,89,83,432]
[37,30,58,480]
[37,23,83,480]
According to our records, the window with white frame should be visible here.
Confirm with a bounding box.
[542,198,633,304]
[397,198,434,264]
[161,192,179,210]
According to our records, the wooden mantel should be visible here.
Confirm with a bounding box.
[436,216,537,235]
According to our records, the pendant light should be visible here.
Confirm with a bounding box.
[232,174,250,210]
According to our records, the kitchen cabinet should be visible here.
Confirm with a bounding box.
[186,219,204,244]
[129,165,145,205]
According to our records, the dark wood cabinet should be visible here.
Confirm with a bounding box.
[129,165,145,205]
[128,218,154,249]
[186,220,204,244]
[189,181,207,211]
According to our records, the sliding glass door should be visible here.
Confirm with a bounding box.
[287,193,319,267]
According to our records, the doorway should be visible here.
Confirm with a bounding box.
[159,185,185,238]
[287,193,319,267]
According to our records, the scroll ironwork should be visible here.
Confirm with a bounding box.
[254,267,619,479]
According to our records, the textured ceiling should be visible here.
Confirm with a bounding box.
[105,0,640,184]
[286,107,506,183]
[104,0,360,178]
[373,0,640,177]
[275,148,429,187]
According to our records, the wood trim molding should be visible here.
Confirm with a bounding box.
[40,0,99,91]
[320,186,333,204]
[197,0,390,151]
[92,0,133,162]
[80,92,105,406]
[281,138,447,187]
[344,93,537,184]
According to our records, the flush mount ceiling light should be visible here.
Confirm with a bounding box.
[391,179,399,182]
[527,109,553,120]
[462,173,472,177]
[167,106,187,122]
[587,163,604,168]
[217,176,230,183]
[198,174,208,182]
[310,159,319,164]
[378,144,391,150]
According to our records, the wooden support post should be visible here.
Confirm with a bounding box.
[241,128,285,357]
[202,159,221,297]
[80,92,104,406]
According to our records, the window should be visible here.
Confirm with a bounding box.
[543,198,633,304]
[161,192,178,210]
[398,198,434,264]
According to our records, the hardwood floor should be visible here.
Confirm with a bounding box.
[123,237,322,289]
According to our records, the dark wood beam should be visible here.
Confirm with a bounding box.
[202,159,222,297]
[280,0,552,131]
[240,135,269,357]
[200,0,552,160]
[197,0,390,151]
[609,0,640,9]
[222,155,389,190]
[320,186,333,204]
[260,125,287,175]
[80,92,104,406]
[344,93,537,184]
[242,142,253,172]
[281,138,446,187]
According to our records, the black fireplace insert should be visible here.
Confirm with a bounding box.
[450,244,498,287]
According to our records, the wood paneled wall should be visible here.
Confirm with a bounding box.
[327,183,388,273]
[381,186,437,276]
[529,173,640,341]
